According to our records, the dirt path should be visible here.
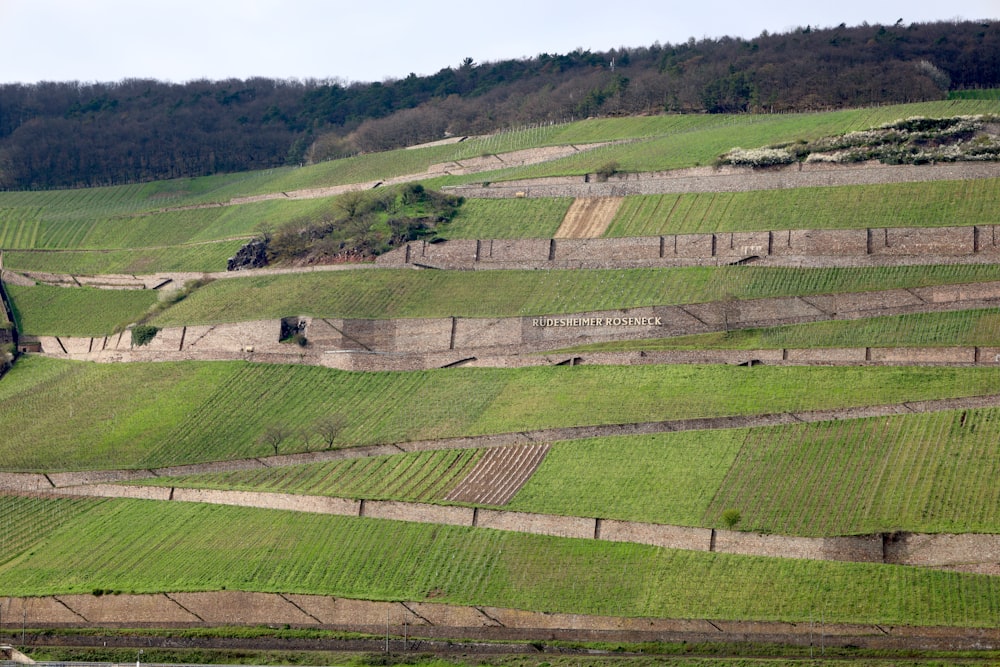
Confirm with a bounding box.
[554,197,623,238]
[137,143,615,215]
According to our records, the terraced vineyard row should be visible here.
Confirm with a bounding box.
[144,449,483,502]
[0,496,998,627]
[2,239,247,275]
[6,283,158,337]
[142,404,1000,538]
[562,307,1000,352]
[4,357,1000,472]
[436,100,1000,186]
[607,179,1000,237]
[705,408,1000,536]
[140,264,1000,329]
[0,493,105,566]
[0,196,341,251]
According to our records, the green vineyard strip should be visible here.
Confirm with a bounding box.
[442,197,573,239]
[146,449,482,502]
[7,283,158,337]
[0,494,105,567]
[2,240,246,275]
[0,498,998,627]
[4,357,1000,472]
[558,308,1000,352]
[508,431,745,523]
[704,409,1000,536]
[145,406,1000,536]
[606,179,1000,236]
[148,264,1000,326]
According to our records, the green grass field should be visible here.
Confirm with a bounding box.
[3,356,1000,472]
[0,496,998,628]
[606,179,1000,236]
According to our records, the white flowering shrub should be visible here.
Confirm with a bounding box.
[723,115,1000,169]
[720,147,796,168]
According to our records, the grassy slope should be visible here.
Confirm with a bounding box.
[4,100,1000,624]
[2,356,1000,472]
[0,496,998,628]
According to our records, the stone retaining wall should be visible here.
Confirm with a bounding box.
[377,225,1000,270]
[445,160,1000,199]
[4,592,998,649]
[42,482,1000,571]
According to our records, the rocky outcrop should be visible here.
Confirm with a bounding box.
[227,239,269,271]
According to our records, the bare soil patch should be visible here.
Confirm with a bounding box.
[554,197,622,238]
[445,443,550,504]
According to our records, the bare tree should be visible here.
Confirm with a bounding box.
[313,414,346,450]
[258,422,292,456]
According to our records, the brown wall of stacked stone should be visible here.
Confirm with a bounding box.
[47,483,999,571]
[377,225,1000,270]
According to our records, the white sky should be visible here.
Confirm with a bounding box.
[0,0,997,85]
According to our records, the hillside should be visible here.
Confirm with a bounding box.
[1,20,999,189]
[2,100,1000,663]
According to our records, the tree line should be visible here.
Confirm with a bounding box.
[1,20,998,190]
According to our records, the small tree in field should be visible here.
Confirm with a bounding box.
[258,422,292,456]
[722,508,742,529]
[313,414,346,449]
